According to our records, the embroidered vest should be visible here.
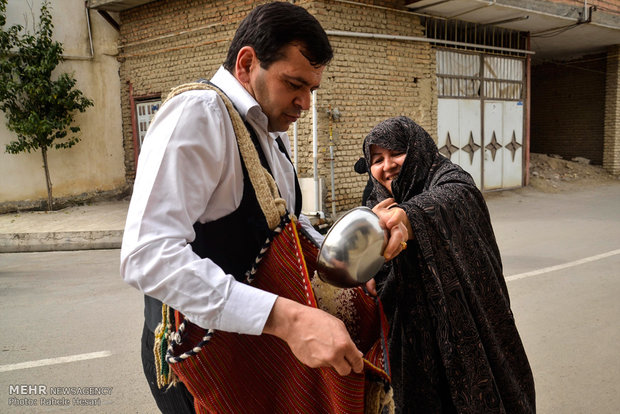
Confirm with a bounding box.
[145,90,301,332]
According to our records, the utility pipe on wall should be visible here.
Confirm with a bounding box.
[64,2,95,60]
[325,29,535,56]
[328,106,336,218]
[312,90,320,215]
[85,2,94,58]
[293,121,298,170]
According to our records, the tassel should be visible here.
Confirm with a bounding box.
[153,304,179,389]
[365,379,395,414]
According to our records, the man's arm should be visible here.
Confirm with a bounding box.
[121,91,362,375]
[121,91,277,334]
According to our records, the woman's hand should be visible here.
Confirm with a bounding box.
[372,198,413,261]
[365,278,377,297]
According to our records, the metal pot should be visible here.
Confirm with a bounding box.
[316,206,388,288]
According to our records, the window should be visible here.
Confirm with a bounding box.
[437,50,524,100]
[135,99,161,149]
[483,56,524,100]
[437,50,481,98]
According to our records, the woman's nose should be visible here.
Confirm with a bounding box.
[383,155,396,170]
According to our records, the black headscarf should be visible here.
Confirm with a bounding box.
[363,117,535,413]
[353,157,373,205]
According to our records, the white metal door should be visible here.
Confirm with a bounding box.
[502,101,523,188]
[483,101,524,189]
[483,102,503,189]
[438,99,482,188]
[437,50,525,190]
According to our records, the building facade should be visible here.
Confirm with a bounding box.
[115,0,444,214]
[5,0,616,215]
[0,0,125,211]
[406,0,620,179]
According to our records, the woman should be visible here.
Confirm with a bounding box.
[363,116,535,413]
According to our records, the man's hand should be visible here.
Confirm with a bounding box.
[372,198,413,260]
[262,297,364,376]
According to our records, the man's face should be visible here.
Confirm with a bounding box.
[246,44,324,132]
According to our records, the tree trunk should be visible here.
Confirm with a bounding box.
[41,146,53,211]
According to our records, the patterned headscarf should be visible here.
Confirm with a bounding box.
[358,116,535,413]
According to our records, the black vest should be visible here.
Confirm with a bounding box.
[144,95,301,332]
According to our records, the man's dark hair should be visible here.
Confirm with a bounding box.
[223,2,333,71]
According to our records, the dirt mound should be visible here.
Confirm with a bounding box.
[528,153,619,193]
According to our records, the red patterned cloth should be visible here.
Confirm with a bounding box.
[167,218,391,413]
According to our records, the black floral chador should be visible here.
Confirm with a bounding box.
[363,117,535,413]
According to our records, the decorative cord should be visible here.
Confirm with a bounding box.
[161,82,292,365]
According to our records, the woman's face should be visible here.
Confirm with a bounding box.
[369,144,406,195]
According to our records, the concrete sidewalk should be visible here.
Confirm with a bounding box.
[0,187,571,253]
[0,201,129,253]
[1,181,616,254]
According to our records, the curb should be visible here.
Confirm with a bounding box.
[0,230,123,253]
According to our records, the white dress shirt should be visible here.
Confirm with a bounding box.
[121,67,322,335]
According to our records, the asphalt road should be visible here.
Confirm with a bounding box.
[0,248,155,413]
[487,183,620,414]
[1,182,619,413]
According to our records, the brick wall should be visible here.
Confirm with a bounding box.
[296,0,436,211]
[118,0,437,214]
[118,0,242,182]
[530,53,607,165]
[604,45,620,174]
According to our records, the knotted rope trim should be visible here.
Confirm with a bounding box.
[165,214,290,364]
[160,82,296,365]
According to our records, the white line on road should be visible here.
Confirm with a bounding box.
[0,351,112,373]
[505,248,620,282]
[1,251,617,372]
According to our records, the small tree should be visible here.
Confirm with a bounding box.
[0,0,93,211]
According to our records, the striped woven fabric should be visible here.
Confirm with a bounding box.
[168,218,391,413]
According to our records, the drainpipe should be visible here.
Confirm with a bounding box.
[524,33,531,187]
[293,121,298,170]
[329,143,335,217]
[312,90,321,216]
[327,105,338,217]
[63,2,95,60]
[85,2,94,58]
[580,0,595,24]
[129,82,140,170]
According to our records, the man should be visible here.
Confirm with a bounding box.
[120,3,364,412]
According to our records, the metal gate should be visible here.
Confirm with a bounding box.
[436,50,525,190]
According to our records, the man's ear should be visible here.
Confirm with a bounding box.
[235,46,257,85]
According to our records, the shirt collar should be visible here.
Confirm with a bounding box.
[210,66,268,133]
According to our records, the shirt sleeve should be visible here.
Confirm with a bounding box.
[120,91,277,335]
[299,214,325,246]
